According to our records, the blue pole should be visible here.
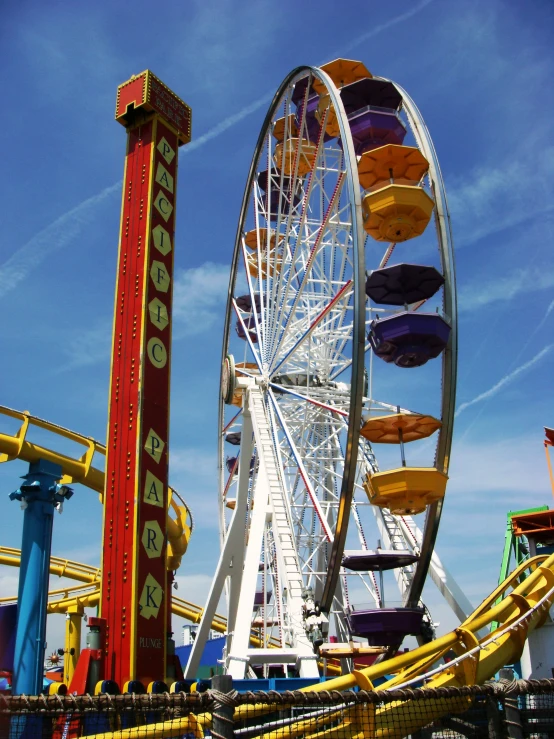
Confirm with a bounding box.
[10,459,73,696]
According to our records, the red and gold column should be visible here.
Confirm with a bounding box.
[101,71,191,686]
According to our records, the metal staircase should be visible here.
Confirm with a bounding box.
[227,384,319,677]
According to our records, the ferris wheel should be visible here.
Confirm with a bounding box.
[186,59,464,680]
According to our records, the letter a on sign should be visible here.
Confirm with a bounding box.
[155,162,174,193]
[144,470,164,508]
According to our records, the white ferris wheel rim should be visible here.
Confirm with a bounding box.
[218,65,457,622]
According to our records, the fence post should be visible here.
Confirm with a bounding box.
[485,694,504,738]
[211,674,235,739]
[499,668,523,739]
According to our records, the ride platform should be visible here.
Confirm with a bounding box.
[511,509,554,544]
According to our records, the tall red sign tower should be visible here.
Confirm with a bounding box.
[101,71,191,686]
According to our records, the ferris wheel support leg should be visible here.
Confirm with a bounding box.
[248,388,319,678]
[227,457,271,679]
[401,519,474,623]
[183,395,255,680]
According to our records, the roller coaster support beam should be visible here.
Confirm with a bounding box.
[64,604,83,686]
[9,459,73,695]
[98,71,191,688]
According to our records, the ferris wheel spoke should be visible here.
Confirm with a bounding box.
[269,389,334,542]
[269,382,349,418]
[267,173,346,366]
[267,133,329,358]
[232,298,264,372]
[223,407,243,434]
[271,280,353,374]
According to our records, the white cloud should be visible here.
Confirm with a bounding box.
[172,573,226,614]
[172,262,230,337]
[52,260,233,369]
[57,319,112,372]
[0,572,20,599]
[448,147,554,246]
[459,268,554,311]
[170,447,219,530]
[447,434,551,499]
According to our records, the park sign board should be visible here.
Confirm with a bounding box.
[116,70,191,145]
[101,71,191,687]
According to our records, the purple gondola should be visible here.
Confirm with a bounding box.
[291,76,314,106]
[369,312,451,368]
[253,590,272,607]
[334,78,406,155]
[257,170,301,221]
[365,264,444,306]
[291,76,318,141]
[226,456,239,474]
[346,607,424,646]
[342,550,419,572]
[340,78,403,114]
[295,94,334,144]
[226,455,256,476]
[236,314,259,343]
[346,108,407,155]
[225,432,241,446]
[236,293,262,313]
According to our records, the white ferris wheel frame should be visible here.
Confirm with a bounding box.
[185,65,462,680]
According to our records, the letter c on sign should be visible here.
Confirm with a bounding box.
[147,337,167,369]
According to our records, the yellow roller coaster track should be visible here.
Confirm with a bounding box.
[0,405,191,571]
[0,546,226,631]
[77,552,554,739]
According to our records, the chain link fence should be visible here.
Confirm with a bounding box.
[2,677,554,738]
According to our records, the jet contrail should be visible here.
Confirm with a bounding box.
[183,0,435,155]
[0,181,121,299]
[182,94,274,154]
[457,296,554,440]
[1,2,434,298]
[341,0,434,53]
[455,345,553,418]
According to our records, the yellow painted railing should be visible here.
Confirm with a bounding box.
[0,405,192,570]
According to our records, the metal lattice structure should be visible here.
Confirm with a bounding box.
[186,61,463,679]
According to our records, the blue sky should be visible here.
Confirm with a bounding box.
[1,0,553,651]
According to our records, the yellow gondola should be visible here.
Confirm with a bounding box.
[362,183,434,242]
[272,114,298,142]
[358,144,429,190]
[364,467,447,515]
[360,413,441,444]
[312,58,372,93]
[274,138,317,176]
